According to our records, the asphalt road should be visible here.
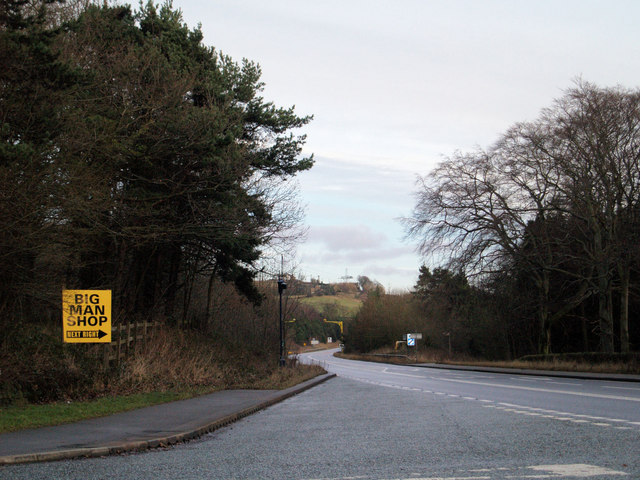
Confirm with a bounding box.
[3,349,639,479]
[304,349,640,427]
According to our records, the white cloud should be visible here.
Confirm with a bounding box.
[307,225,387,252]
[172,0,640,290]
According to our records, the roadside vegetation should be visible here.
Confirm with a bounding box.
[404,82,640,358]
[337,349,640,375]
[343,82,640,368]
[282,276,385,347]
[298,295,362,317]
[0,0,322,428]
[1,362,324,433]
[1,305,324,432]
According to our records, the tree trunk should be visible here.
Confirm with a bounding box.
[537,273,552,354]
[206,273,216,331]
[619,265,630,353]
[597,277,615,353]
[580,303,589,352]
[594,226,615,353]
[164,244,181,324]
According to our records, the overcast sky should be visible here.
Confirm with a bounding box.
[172,0,640,290]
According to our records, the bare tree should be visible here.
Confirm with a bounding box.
[407,144,569,353]
[408,81,640,353]
[523,81,640,352]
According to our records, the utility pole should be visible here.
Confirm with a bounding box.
[278,256,287,367]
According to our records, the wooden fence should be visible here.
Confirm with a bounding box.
[102,321,163,367]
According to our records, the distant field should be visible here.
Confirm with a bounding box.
[298,294,362,316]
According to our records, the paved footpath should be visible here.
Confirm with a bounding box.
[0,373,335,465]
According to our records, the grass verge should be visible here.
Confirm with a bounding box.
[1,324,326,433]
[0,364,324,433]
[337,349,640,375]
[0,391,200,433]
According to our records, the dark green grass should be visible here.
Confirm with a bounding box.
[0,390,208,433]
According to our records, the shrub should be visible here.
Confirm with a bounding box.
[519,352,640,364]
[1,323,97,405]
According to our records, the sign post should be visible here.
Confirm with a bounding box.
[62,290,112,343]
[407,333,422,363]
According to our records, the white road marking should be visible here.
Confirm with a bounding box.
[396,477,490,480]
[511,376,552,381]
[324,361,393,373]
[305,464,628,480]
[545,380,581,386]
[484,402,640,430]
[528,463,627,476]
[335,368,640,431]
[383,370,433,379]
[604,385,640,392]
[434,376,640,402]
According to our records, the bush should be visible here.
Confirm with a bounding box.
[1,324,98,405]
[345,293,420,353]
[0,320,317,406]
[519,352,640,364]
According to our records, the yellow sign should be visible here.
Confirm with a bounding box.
[62,290,112,343]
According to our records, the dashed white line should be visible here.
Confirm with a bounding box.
[544,380,581,386]
[482,403,639,431]
[604,385,640,391]
[435,376,640,402]
[335,370,640,433]
[303,463,628,479]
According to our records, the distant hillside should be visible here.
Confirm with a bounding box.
[298,294,362,317]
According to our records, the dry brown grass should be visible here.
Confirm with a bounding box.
[451,358,640,374]
[112,329,225,395]
[292,342,341,354]
[338,347,640,375]
[233,363,327,390]
[109,328,325,396]
[2,323,326,406]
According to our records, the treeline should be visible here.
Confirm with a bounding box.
[405,81,640,357]
[0,0,312,338]
[348,82,640,359]
[288,304,341,346]
[345,271,506,359]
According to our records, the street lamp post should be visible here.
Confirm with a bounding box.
[278,278,287,367]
